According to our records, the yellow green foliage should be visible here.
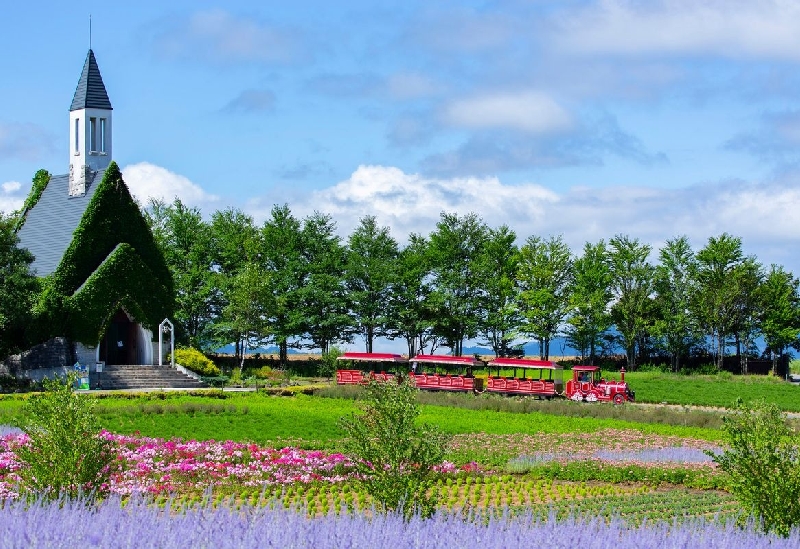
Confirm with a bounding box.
[170,348,221,377]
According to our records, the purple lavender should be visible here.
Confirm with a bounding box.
[0,498,796,548]
[593,446,721,463]
[0,425,21,437]
[508,445,722,471]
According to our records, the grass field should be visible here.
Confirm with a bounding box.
[0,391,722,450]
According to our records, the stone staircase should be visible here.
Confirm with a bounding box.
[91,365,208,390]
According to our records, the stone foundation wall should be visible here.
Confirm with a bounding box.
[1,337,76,376]
[75,343,98,371]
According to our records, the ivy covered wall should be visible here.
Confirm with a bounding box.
[34,162,174,344]
[19,170,51,223]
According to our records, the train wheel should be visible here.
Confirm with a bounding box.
[613,393,625,405]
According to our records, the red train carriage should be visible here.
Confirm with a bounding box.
[565,365,635,404]
[408,355,485,392]
[485,358,563,398]
[335,352,407,385]
[335,352,635,404]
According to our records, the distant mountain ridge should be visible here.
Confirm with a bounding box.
[461,338,580,357]
[213,344,301,355]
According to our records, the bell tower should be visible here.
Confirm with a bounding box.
[69,49,112,197]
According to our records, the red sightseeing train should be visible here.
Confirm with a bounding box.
[335,352,405,384]
[336,352,635,403]
[485,358,563,398]
[408,355,484,392]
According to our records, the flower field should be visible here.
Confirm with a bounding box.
[2,383,798,545]
[0,426,733,522]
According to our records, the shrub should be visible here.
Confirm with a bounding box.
[319,346,342,379]
[710,399,800,536]
[170,347,221,377]
[13,374,115,501]
[250,366,274,379]
[339,377,451,519]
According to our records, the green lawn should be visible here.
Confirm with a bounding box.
[0,391,720,449]
[623,371,800,410]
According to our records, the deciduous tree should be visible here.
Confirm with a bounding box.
[209,208,260,362]
[427,213,488,356]
[476,226,520,358]
[298,212,350,353]
[608,235,655,369]
[652,236,698,371]
[565,241,612,364]
[0,212,38,357]
[692,233,748,370]
[345,216,399,353]
[145,199,215,348]
[387,235,436,357]
[516,235,573,360]
[757,265,800,374]
[260,205,306,365]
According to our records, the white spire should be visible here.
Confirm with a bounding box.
[69,49,113,197]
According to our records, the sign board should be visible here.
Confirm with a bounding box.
[74,362,89,390]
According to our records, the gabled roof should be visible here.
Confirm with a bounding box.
[70,49,112,111]
[16,171,104,276]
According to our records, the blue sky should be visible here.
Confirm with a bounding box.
[3,0,800,280]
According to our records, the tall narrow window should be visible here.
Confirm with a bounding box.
[74,118,79,153]
[100,118,107,153]
[89,117,97,152]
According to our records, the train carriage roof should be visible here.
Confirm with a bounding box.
[410,355,483,366]
[487,358,563,370]
[337,352,408,363]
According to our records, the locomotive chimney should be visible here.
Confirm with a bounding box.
[620,367,626,382]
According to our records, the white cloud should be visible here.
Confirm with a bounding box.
[266,165,800,276]
[555,0,800,60]
[121,162,220,211]
[0,180,26,214]
[155,9,309,66]
[443,92,572,134]
[2,181,21,193]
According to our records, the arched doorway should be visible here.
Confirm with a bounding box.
[100,310,138,365]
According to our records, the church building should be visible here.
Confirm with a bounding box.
[13,49,173,371]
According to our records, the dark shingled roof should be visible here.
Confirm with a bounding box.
[16,171,104,277]
[70,49,112,111]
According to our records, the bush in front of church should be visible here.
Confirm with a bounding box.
[169,347,221,377]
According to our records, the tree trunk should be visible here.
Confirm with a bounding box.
[716,332,725,370]
[366,326,374,353]
[279,340,288,367]
[626,344,636,370]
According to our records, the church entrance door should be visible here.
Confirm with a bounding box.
[100,310,137,365]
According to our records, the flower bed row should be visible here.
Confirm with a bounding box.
[0,427,724,498]
[0,431,469,497]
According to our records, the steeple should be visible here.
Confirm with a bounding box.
[69,49,113,196]
[70,49,112,111]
